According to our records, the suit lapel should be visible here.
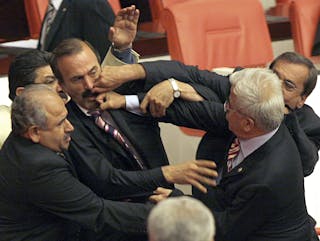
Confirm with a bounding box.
[44,0,70,50]
[67,102,132,161]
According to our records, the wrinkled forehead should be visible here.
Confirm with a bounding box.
[271,60,309,85]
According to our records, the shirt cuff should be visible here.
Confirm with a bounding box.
[125,95,142,115]
[111,46,134,64]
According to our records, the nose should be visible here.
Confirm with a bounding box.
[83,76,94,90]
[65,119,74,132]
[55,82,63,93]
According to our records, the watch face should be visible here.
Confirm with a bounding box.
[174,91,181,98]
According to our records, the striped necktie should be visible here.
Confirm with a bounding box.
[90,111,145,170]
[40,2,57,50]
[44,2,56,34]
[227,138,240,172]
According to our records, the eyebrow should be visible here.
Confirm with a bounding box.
[273,69,296,86]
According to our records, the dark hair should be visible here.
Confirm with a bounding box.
[8,50,53,100]
[269,52,318,97]
[51,38,101,83]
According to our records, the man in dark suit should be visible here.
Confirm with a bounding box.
[38,0,115,59]
[95,52,320,178]
[94,67,311,240]
[0,85,156,241]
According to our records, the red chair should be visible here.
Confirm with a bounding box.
[148,0,187,33]
[289,0,320,63]
[160,0,274,136]
[23,0,49,39]
[108,0,121,14]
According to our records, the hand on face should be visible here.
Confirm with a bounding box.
[96,91,126,110]
[109,5,139,50]
[92,65,126,93]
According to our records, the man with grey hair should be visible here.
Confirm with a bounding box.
[148,196,215,241]
[0,83,219,241]
[94,67,310,240]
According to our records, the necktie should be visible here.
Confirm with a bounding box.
[227,138,240,172]
[90,111,145,170]
[44,2,56,34]
[40,2,57,49]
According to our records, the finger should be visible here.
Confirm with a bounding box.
[149,101,157,117]
[195,160,217,168]
[100,101,111,110]
[96,93,107,103]
[187,179,208,194]
[108,27,115,41]
[189,172,217,186]
[149,194,166,203]
[140,97,149,113]
[153,187,172,196]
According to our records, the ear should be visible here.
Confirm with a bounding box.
[296,95,307,109]
[15,87,25,97]
[26,126,41,143]
[242,117,255,133]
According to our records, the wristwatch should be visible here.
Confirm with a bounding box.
[168,78,181,98]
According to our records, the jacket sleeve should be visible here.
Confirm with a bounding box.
[25,155,151,235]
[285,105,320,176]
[68,136,170,200]
[141,60,231,102]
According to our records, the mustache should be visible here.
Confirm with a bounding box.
[82,90,98,98]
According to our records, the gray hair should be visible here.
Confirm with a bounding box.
[11,84,57,135]
[229,68,284,131]
[148,196,215,241]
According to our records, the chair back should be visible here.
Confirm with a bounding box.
[149,0,187,32]
[24,0,49,38]
[160,0,274,70]
[160,0,274,136]
[289,0,320,59]
[108,0,121,14]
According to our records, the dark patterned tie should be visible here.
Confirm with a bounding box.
[227,138,240,172]
[90,111,145,170]
[44,2,56,34]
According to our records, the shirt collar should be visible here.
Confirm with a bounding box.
[76,103,91,117]
[50,0,63,10]
[238,126,279,159]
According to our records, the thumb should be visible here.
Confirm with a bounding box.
[140,97,150,113]
[108,27,116,42]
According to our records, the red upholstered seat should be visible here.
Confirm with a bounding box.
[159,0,273,136]
[289,0,320,64]
[24,0,49,38]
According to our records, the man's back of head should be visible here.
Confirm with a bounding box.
[148,196,215,241]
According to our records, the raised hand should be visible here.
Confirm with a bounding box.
[109,5,139,50]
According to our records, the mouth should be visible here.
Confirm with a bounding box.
[82,90,98,99]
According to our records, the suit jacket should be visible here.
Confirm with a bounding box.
[141,60,320,176]
[66,100,171,200]
[139,60,314,240]
[38,0,114,59]
[0,133,154,241]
